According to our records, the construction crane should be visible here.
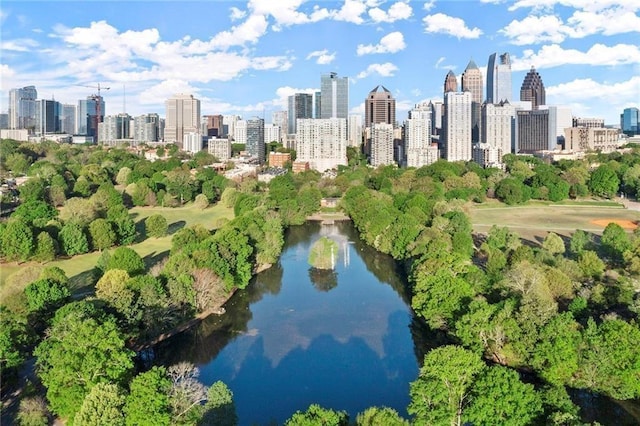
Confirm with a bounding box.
[77,83,110,136]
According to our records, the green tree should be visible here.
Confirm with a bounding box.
[106,247,145,276]
[569,229,591,256]
[578,250,605,279]
[16,396,50,426]
[356,407,408,426]
[202,381,238,426]
[531,312,581,385]
[34,306,134,420]
[1,218,34,262]
[495,178,531,205]
[74,383,126,426]
[33,231,57,263]
[60,197,98,227]
[74,175,92,197]
[12,199,58,226]
[24,278,71,317]
[124,367,172,426]
[95,269,136,321]
[116,166,132,186]
[58,222,89,256]
[89,218,117,251]
[588,164,620,198]
[409,346,484,426]
[600,222,631,263]
[18,177,46,203]
[145,214,168,238]
[542,232,565,255]
[465,366,542,426]
[0,308,32,372]
[285,404,349,426]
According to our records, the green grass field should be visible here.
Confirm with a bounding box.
[0,203,234,307]
[470,201,639,243]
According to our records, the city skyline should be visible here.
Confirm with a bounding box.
[1,1,638,125]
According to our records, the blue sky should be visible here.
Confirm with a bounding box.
[1,0,638,125]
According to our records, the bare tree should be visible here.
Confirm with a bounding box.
[167,362,208,420]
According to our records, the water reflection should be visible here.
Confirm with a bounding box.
[155,222,419,425]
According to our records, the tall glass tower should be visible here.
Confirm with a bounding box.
[320,72,348,119]
[486,52,512,103]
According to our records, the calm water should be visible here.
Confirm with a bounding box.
[154,221,640,426]
[156,222,424,425]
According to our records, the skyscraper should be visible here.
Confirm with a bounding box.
[621,107,639,135]
[370,122,395,167]
[77,95,105,137]
[61,104,76,134]
[320,72,348,119]
[246,117,265,163]
[9,86,37,130]
[203,115,224,137]
[164,94,200,149]
[365,85,396,128]
[348,114,363,147]
[520,67,546,110]
[133,113,161,142]
[405,103,438,168]
[516,109,549,153]
[35,99,61,134]
[444,70,458,94]
[486,52,512,103]
[462,59,483,143]
[443,91,472,162]
[98,113,131,144]
[287,93,313,134]
[482,101,514,156]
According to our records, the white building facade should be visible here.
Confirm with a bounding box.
[405,104,437,168]
[296,118,347,172]
[208,138,232,161]
[482,101,515,157]
[370,122,395,167]
[444,92,472,162]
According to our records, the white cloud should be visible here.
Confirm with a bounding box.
[355,62,399,80]
[1,38,39,52]
[139,79,199,105]
[249,0,331,31]
[306,49,336,65]
[434,56,457,70]
[500,15,566,45]
[512,43,640,71]
[508,0,639,13]
[357,31,406,55]
[332,0,368,24]
[229,7,247,21]
[423,13,483,39]
[210,14,269,49]
[368,1,412,23]
[251,56,293,71]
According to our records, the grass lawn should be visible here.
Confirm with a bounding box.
[470,201,639,243]
[0,203,234,305]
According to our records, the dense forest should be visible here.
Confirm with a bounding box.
[1,138,639,425]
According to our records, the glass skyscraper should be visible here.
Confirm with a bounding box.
[77,96,105,136]
[320,72,348,119]
[246,117,265,164]
[486,52,512,103]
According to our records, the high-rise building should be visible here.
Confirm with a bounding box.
[223,114,241,140]
[429,101,443,135]
[60,104,76,134]
[516,109,549,153]
[208,137,232,161]
[348,114,363,147]
[164,94,200,148]
[621,107,639,135]
[0,114,8,130]
[264,123,281,144]
[234,120,247,144]
[287,93,313,134]
[77,96,105,137]
[8,86,37,130]
[369,122,395,167]
[444,71,458,94]
[486,52,512,103]
[246,117,265,163]
[365,85,396,128]
[35,99,61,134]
[539,105,572,148]
[272,110,288,143]
[133,113,161,142]
[405,103,437,168]
[98,113,131,144]
[482,101,515,156]
[314,91,322,118]
[296,118,347,171]
[520,67,546,110]
[183,132,203,154]
[462,59,483,143]
[443,92,472,162]
[203,115,224,137]
[320,72,348,119]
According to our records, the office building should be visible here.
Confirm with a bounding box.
[223,114,241,139]
[0,113,8,130]
[60,104,76,134]
[264,123,281,144]
[35,99,61,135]
[539,105,572,148]
[462,59,483,143]
[348,114,363,147]
[430,101,443,135]
[203,115,223,137]
[296,118,347,171]
[473,144,504,169]
[516,109,550,153]
[482,101,515,156]
[234,120,247,144]
[77,95,105,137]
[486,52,512,103]
[272,110,287,142]
[133,113,161,142]
[573,117,605,128]
[183,132,202,154]
[8,86,37,130]
[444,71,458,93]
[246,118,265,163]
[621,107,639,135]
[287,93,314,134]
[208,138,232,161]
[164,94,200,148]
[314,91,321,118]
[443,92,472,162]
[520,67,546,110]
[405,103,437,168]
[564,127,621,152]
[98,113,132,146]
[320,72,348,119]
[365,85,396,128]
